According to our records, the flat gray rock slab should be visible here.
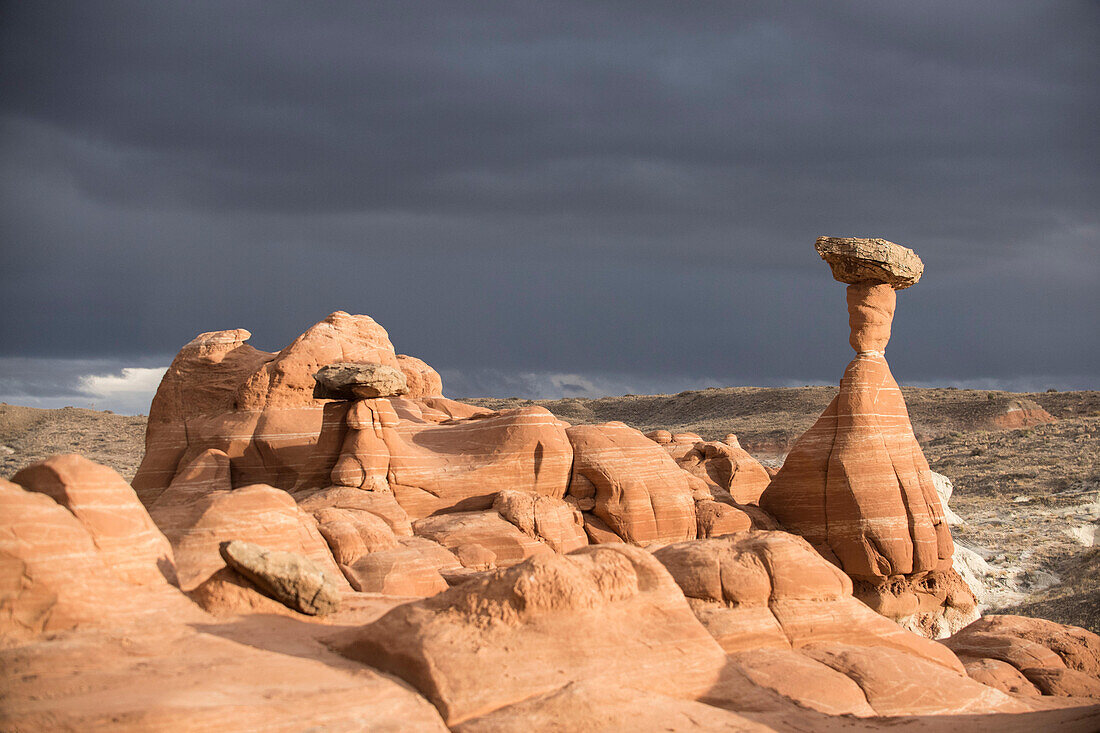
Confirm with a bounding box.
[220,540,341,615]
[313,362,409,400]
[815,237,924,289]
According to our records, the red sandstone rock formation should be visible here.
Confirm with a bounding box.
[8,288,1100,729]
[334,544,734,726]
[567,422,698,543]
[673,439,772,504]
[944,615,1100,698]
[12,455,175,586]
[760,239,972,636]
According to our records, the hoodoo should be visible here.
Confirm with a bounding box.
[3,243,1099,730]
[761,237,975,636]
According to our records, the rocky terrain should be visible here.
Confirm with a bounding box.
[6,387,1096,635]
[2,239,1098,730]
[470,388,1100,633]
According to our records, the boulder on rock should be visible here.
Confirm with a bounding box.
[219,540,342,615]
[313,362,409,400]
[151,481,347,595]
[814,236,923,289]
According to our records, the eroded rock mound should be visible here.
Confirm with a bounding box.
[944,615,1100,698]
[672,438,771,505]
[0,475,196,642]
[334,544,730,726]
[12,454,175,586]
[567,422,697,544]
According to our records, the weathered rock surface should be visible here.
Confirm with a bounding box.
[815,236,924,289]
[219,540,341,615]
[412,510,554,567]
[313,362,409,400]
[761,254,953,594]
[944,615,1100,699]
[801,643,1025,715]
[853,568,979,639]
[382,406,573,518]
[1,479,153,639]
[335,545,730,726]
[342,536,460,596]
[298,484,414,537]
[653,532,962,668]
[492,489,588,553]
[673,439,772,505]
[2,615,451,732]
[12,454,175,586]
[397,353,444,399]
[151,480,347,595]
[694,499,754,538]
[567,422,697,543]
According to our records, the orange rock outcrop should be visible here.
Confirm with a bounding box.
[4,241,1100,729]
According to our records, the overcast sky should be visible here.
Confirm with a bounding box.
[1,2,1097,413]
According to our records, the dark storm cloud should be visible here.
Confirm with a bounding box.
[1,1,1097,409]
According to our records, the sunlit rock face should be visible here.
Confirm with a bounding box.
[761,239,976,637]
[8,241,1097,729]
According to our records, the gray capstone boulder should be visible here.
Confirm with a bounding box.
[815,237,924,289]
[313,362,409,400]
[219,540,341,615]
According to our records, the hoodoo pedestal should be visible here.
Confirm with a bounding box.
[761,238,975,636]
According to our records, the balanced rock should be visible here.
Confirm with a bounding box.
[219,540,341,615]
[313,362,409,400]
[761,240,953,587]
[815,236,924,289]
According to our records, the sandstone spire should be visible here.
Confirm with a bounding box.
[760,238,953,582]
